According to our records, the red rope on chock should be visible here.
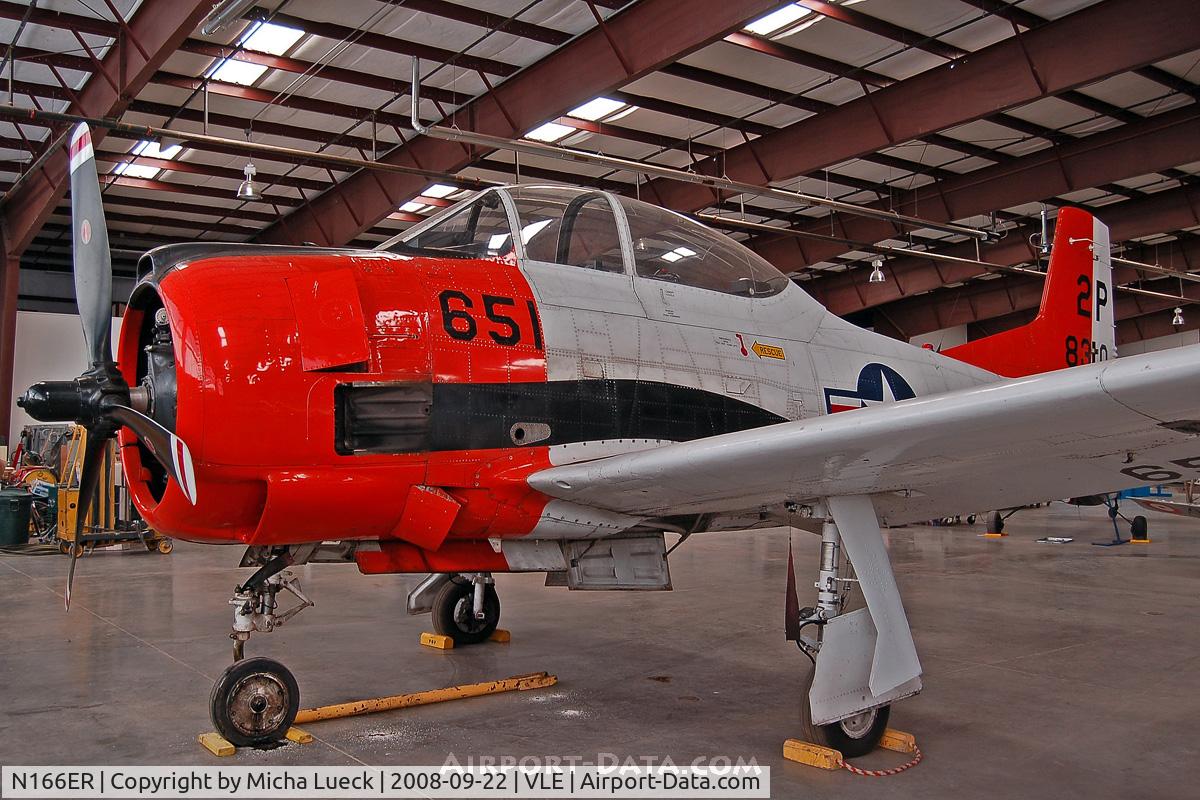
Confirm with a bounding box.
[842,746,923,777]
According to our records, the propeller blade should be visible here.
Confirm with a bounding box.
[108,405,197,505]
[65,544,80,612]
[66,432,107,612]
[68,123,113,368]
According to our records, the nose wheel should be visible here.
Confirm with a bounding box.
[432,576,500,645]
[209,657,299,748]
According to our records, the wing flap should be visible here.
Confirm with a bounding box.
[528,347,1200,523]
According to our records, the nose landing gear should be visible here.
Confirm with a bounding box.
[210,552,315,747]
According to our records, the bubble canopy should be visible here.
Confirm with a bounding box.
[383,185,790,298]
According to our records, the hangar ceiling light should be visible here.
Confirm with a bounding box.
[237,162,263,201]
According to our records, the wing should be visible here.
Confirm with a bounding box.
[528,346,1200,525]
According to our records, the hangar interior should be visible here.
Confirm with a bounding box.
[0,1,1198,798]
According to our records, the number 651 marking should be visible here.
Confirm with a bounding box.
[438,289,543,349]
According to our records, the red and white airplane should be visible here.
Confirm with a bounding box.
[20,123,1200,753]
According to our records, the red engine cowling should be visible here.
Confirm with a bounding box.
[116,247,551,547]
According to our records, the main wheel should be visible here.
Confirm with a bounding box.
[988,510,1005,535]
[432,578,500,645]
[210,657,299,748]
[799,667,889,758]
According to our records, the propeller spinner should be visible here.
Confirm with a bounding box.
[17,123,197,610]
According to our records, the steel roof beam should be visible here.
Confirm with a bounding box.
[256,0,783,246]
[0,1,115,37]
[751,105,1200,272]
[175,41,470,105]
[5,77,384,153]
[804,0,1145,126]
[878,234,1200,339]
[381,0,571,46]
[722,30,895,87]
[807,184,1200,321]
[254,9,517,77]
[958,0,1200,100]
[2,0,213,256]
[644,0,1200,216]
[0,0,212,438]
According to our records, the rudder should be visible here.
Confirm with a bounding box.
[942,207,1115,377]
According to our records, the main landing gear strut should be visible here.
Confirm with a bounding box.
[788,498,923,758]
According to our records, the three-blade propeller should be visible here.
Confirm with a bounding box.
[18,124,198,610]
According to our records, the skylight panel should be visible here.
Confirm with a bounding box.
[113,162,161,180]
[524,122,573,143]
[421,183,458,198]
[400,201,431,213]
[113,139,185,180]
[241,21,304,55]
[568,97,627,121]
[210,59,268,86]
[131,140,182,160]
[662,246,697,263]
[743,4,811,36]
[520,219,554,244]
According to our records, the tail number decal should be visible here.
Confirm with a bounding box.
[1065,336,1109,367]
[1070,273,1111,366]
[438,290,543,349]
[1076,274,1110,322]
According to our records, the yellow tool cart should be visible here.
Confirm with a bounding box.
[53,425,172,556]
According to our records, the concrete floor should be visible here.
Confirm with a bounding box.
[2,503,1199,798]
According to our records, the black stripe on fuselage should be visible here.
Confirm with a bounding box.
[334,379,785,455]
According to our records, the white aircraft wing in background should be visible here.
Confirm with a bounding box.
[529,347,1200,526]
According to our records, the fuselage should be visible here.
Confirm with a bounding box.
[116,187,998,553]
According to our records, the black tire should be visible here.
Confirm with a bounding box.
[988,510,1004,535]
[966,514,977,525]
[1131,515,1148,539]
[799,667,889,758]
[210,657,299,748]
[432,578,500,645]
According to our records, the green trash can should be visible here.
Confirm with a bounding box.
[0,488,33,546]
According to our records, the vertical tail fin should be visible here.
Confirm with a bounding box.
[942,207,1115,377]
